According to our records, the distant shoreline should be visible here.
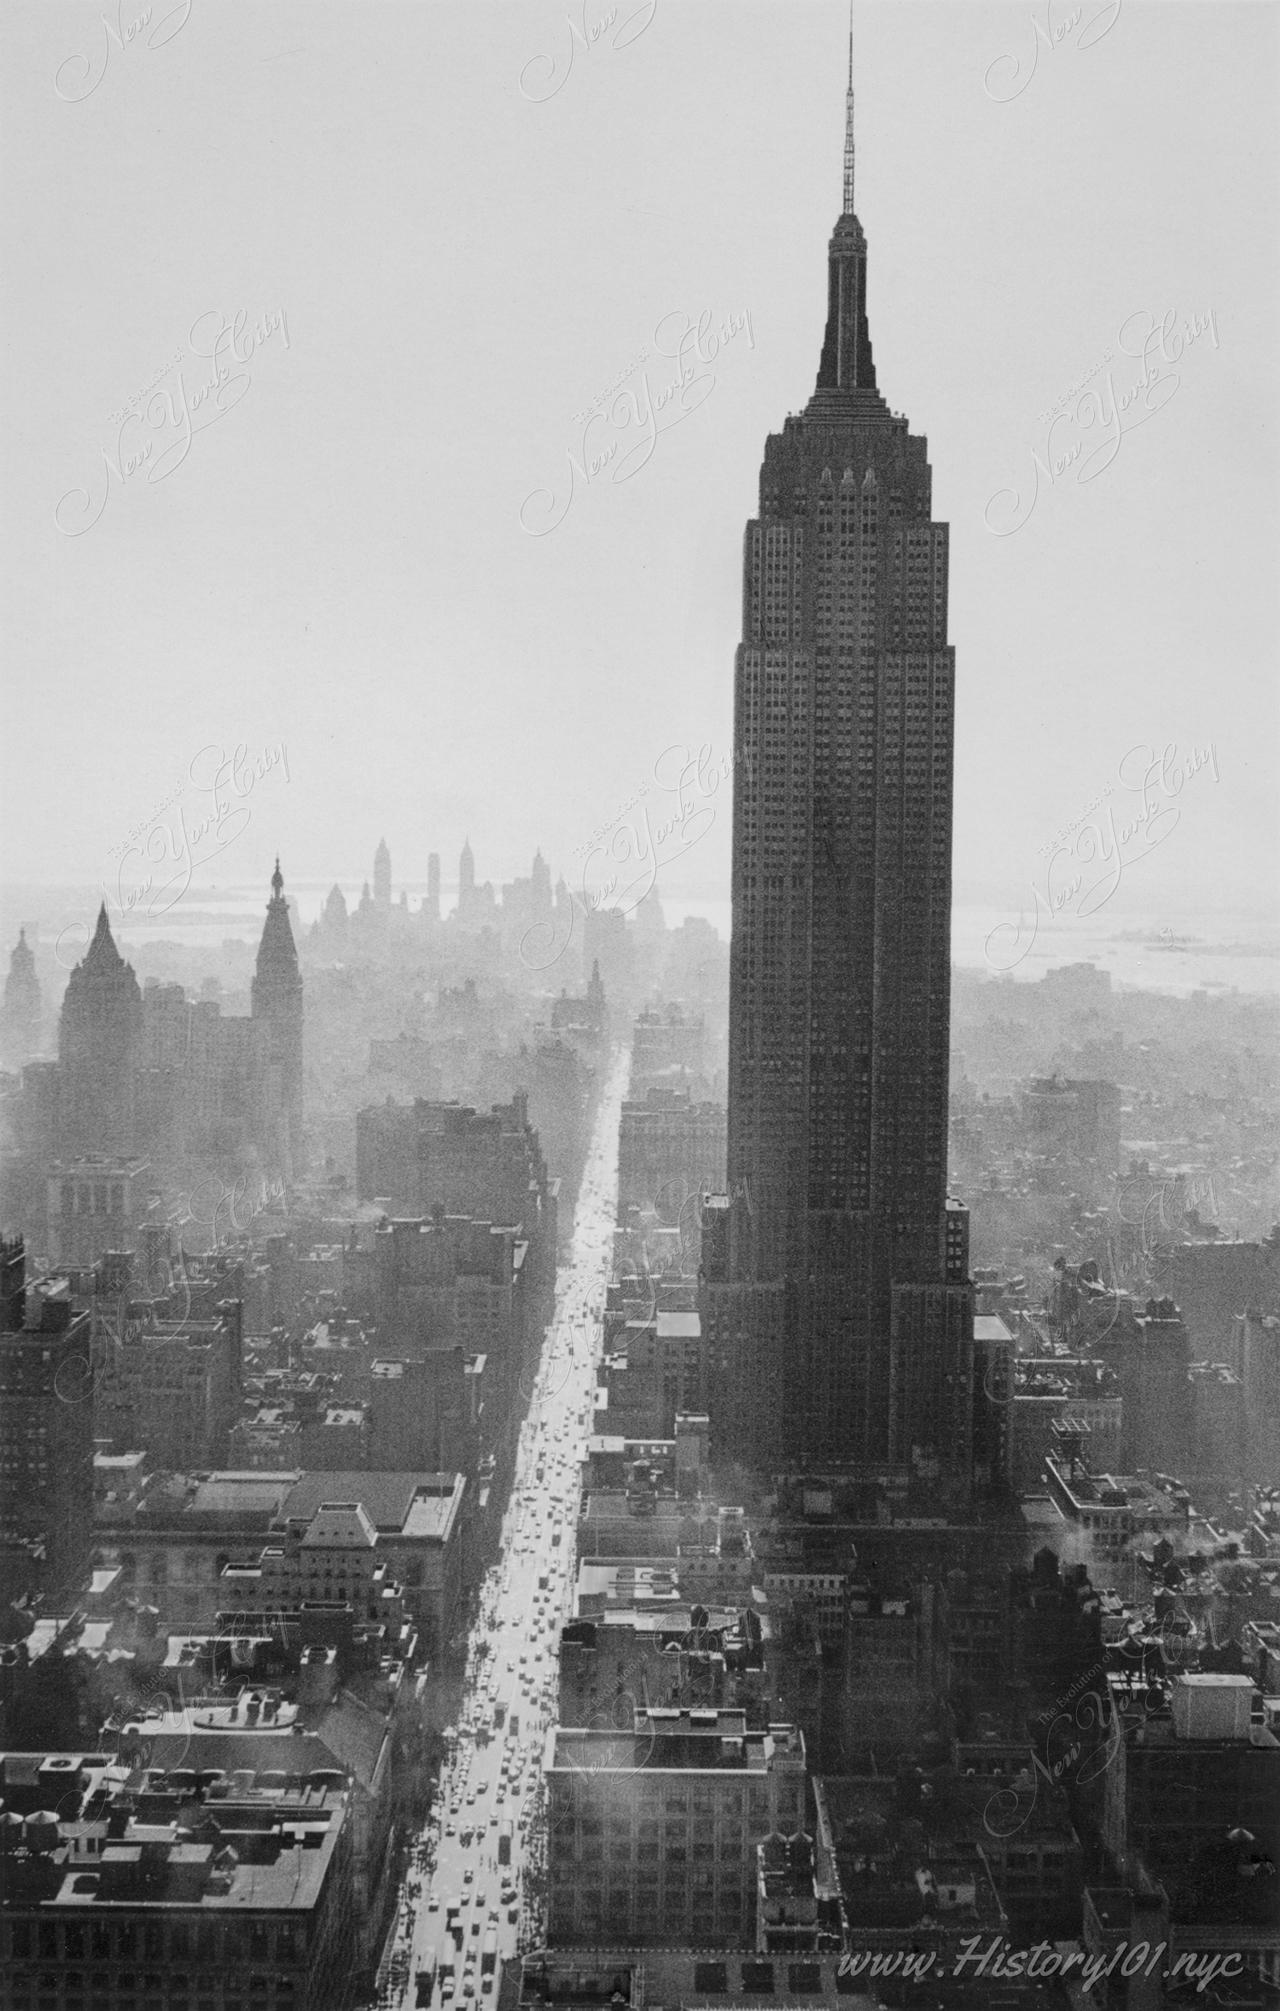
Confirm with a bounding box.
[2,883,1278,1000]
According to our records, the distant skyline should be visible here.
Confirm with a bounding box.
[2,2,1277,940]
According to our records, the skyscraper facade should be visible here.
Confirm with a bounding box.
[706,54,972,1477]
[57,904,142,1154]
[0,927,42,1069]
[250,859,305,1170]
[0,1237,94,1603]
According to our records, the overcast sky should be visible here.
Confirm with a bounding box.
[2,0,1276,936]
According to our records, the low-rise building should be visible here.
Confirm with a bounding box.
[544,1707,807,1949]
[0,1749,356,2009]
[1009,1358,1122,1491]
[1103,1671,1280,1938]
[756,1829,820,1953]
[1043,1444,1190,1581]
[558,1602,770,1728]
[93,1468,467,1655]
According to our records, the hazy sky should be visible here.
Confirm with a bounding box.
[2,0,1277,936]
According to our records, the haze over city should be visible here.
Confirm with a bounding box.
[2,1,1277,949]
[1,7,1278,2010]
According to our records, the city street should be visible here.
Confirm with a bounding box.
[377,1044,630,2008]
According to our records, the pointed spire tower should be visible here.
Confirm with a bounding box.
[58,905,142,1153]
[252,859,304,1170]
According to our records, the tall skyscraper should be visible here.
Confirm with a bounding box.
[57,904,142,1154]
[459,836,475,902]
[0,926,42,1069]
[706,42,972,1478]
[250,859,304,1170]
[0,1237,94,1603]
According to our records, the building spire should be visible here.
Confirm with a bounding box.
[843,0,855,215]
[813,0,877,397]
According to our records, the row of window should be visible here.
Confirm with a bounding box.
[6,1921,301,1963]
[6,1991,295,2011]
[57,1182,127,1214]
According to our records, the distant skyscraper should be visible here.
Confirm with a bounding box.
[323,882,349,933]
[426,851,441,921]
[251,860,304,1170]
[459,837,475,902]
[0,926,42,1069]
[531,848,552,909]
[58,905,142,1154]
[708,42,971,1475]
[374,836,392,906]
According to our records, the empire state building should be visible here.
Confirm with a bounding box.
[703,45,979,1480]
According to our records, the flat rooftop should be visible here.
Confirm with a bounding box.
[280,1470,463,1538]
[656,1311,701,1340]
